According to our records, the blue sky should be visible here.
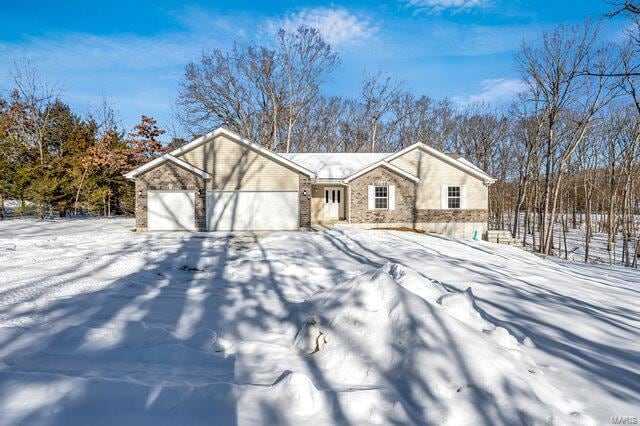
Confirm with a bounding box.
[0,0,627,138]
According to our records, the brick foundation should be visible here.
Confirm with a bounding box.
[134,161,208,231]
[415,209,488,223]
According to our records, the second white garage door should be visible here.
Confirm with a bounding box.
[207,191,299,231]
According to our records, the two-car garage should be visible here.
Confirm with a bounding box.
[129,128,313,232]
[146,190,300,231]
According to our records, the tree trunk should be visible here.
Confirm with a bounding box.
[74,166,89,216]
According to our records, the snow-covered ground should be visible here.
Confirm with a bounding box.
[506,214,639,266]
[0,219,638,425]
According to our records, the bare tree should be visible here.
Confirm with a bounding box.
[177,46,258,140]
[361,71,403,152]
[278,26,338,153]
[10,62,62,218]
[516,22,622,254]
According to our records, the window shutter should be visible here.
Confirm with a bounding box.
[368,185,375,210]
[388,185,396,210]
[461,185,467,209]
[441,185,448,209]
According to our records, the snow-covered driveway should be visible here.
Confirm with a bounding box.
[0,219,638,425]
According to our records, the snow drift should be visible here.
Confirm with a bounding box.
[279,262,591,425]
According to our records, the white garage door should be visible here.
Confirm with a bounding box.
[207,191,299,231]
[148,191,196,231]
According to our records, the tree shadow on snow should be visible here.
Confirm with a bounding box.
[0,232,241,425]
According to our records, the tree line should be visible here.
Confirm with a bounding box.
[1,2,638,266]
[176,4,640,267]
[0,66,167,218]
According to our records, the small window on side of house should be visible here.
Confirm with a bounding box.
[374,186,388,209]
[448,186,461,209]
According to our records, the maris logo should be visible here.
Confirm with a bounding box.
[611,416,638,425]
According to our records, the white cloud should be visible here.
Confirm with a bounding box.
[453,78,527,106]
[406,0,489,13]
[269,8,378,46]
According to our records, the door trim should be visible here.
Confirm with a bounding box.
[323,187,344,220]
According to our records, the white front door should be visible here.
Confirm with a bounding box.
[323,187,343,219]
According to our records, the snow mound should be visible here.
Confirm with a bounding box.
[383,262,447,302]
[437,288,495,332]
[293,263,590,425]
[272,371,324,416]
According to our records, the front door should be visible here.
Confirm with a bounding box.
[324,187,343,220]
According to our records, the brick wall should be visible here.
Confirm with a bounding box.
[299,174,311,228]
[416,209,488,223]
[349,166,416,224]
[349,165,488,227]
[134,161,207,231]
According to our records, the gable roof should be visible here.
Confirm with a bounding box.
[383,143,496,183]
[124,154,212,179]
[124,127,316,180]
[280,153,389,180]
[343,160,421,183]
[125,127,495,184]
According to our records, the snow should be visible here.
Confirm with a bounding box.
[280,152,492,181]
[0,219,638,425]
[280,153,389,179]
[520,219,639,266]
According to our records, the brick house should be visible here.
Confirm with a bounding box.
[125,127,495,239]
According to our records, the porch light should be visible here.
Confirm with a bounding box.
[138,190,143,197]
[303,190,307,196]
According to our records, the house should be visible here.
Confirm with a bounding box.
[125,127,495,238]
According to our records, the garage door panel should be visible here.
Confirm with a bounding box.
[148,191,196,231]
[207,191,299,231]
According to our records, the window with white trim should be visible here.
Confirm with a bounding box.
[374,186,388,209]
[447,186,461,209]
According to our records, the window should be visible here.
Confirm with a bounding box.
[374,186,388,209]
[447,186,461,209]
